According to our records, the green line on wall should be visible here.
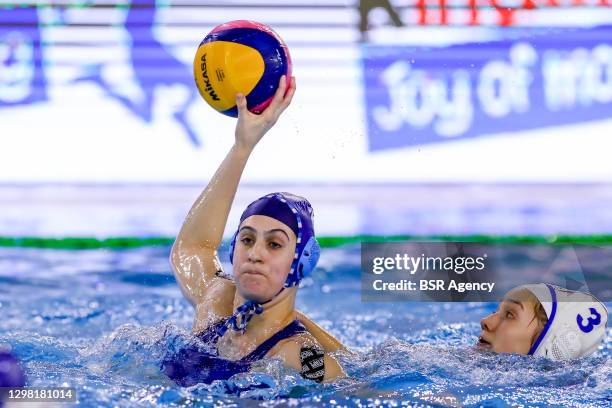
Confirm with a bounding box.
[1,235,611,250]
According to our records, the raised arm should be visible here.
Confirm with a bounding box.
[171,76,296,309]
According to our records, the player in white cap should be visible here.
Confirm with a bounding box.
[477,283,608,360]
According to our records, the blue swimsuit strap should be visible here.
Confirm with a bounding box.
[197,318,307,363]
[242,319,307,363]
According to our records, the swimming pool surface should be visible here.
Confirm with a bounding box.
[1,244,610,407]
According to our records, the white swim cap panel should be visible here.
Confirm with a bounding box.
[521,283,608,360]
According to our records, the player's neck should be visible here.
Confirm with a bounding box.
[233,287,297,343]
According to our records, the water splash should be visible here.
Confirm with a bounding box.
[0,246,609,407]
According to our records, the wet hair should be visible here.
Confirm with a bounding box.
[508,287,549,347]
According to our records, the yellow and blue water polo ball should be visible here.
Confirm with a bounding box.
[194,20,292,117]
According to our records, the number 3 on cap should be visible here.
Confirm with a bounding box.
[576,308,602,333]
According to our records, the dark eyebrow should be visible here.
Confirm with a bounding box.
[238,226,290,240]
[267,229,290,240]
[504,298,524,310]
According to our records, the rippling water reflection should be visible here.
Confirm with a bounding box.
[0,245,610,407]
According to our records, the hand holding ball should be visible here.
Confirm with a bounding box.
[194,20,292,117]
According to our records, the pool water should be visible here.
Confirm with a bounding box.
[0,244,610,407]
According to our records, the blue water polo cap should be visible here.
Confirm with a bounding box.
[229,192,320,287]
[219,193,320,336]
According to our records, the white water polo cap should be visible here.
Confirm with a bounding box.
[522,283,608,360]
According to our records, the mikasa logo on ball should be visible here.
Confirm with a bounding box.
[200,54,220,101]
[194,20,292,117]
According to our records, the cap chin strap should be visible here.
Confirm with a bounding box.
[216,287,285,337]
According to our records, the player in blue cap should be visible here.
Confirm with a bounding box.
[163,76,345,386]
[477,283,608,360]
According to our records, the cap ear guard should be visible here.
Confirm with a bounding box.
[294,236,320,284]
[549,329,582,360]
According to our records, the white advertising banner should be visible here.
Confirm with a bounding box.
[1,1,611,183]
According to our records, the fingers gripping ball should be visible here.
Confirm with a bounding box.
[194,20,292,117]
